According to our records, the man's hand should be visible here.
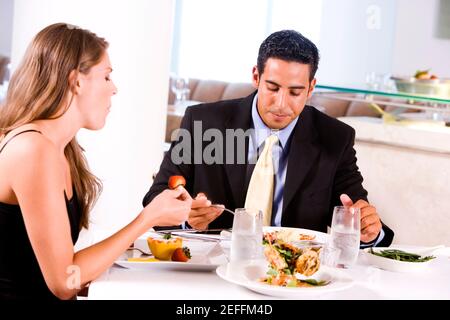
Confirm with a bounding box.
[340,194,382,243]
[188,193,224,230]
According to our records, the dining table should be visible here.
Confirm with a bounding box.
[87,229,450,300]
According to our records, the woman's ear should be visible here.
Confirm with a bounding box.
[68,70,80,95]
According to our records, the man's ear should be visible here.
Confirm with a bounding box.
[251,66,260,89]
[68,69,80,95]
[307,78,317,99]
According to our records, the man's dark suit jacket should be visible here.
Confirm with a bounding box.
[143,92,394,246]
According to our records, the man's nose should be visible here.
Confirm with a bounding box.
[275,90,289,109]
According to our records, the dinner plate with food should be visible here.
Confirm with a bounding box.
[216,227,353,297]
[115,233,228,271]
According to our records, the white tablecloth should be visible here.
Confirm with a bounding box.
[88,234,450,300]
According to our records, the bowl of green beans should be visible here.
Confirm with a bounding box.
[363,247,436,273]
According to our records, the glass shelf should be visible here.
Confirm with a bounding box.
[315,83,450,125]
[316,84,450,105]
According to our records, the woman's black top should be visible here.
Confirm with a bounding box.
[0,130,81,300]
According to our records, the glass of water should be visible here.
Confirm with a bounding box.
[320,244,341,268]
[329,206,360,268]
[230,208,263,262]
[170,75,190,107]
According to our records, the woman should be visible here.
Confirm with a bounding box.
[0,23,191,300]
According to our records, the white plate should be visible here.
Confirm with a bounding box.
[115,241,228,272]
[263,226,328,244]
[362,247,436,273]
[220,226,328,249]
[216,259,354,298]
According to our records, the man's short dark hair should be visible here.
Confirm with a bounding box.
[257,30,320,81]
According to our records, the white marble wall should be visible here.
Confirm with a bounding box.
[340,117,450,246]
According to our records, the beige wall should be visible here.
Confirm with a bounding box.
[341,117,450,247]
[12,0,175,248]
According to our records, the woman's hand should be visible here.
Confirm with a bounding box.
[142,187,192,227]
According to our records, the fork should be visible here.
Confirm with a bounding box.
[210,204,235,215]
[156,232,222,242]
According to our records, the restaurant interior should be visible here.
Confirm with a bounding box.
[0,0,449,300]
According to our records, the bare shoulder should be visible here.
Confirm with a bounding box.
[1,131,60,170]
[2,132,57,161]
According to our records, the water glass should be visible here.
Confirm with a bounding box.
[0,83,6,103]
[171,76,190,106]
[329,206,360,268]
[365,72,394,92]
[230,208,263,262]
[320,244,341,268]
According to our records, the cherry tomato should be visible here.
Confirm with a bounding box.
[168,175,186,190]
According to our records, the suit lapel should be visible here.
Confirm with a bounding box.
[223,93,255,208]
[283,106,320,212]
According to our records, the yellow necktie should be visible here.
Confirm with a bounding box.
[245,134,279,226]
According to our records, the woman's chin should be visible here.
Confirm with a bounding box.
[84,121,106,131]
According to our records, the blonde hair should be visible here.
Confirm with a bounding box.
[0,23,107,229]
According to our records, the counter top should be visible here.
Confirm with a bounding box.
[339,117,450,154]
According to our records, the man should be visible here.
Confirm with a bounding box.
[144,30,394,247]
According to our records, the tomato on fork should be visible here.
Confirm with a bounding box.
[168,175,186,190]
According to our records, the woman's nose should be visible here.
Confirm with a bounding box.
[112,82,118,95]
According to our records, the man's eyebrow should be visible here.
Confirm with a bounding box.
[265,80,305,89]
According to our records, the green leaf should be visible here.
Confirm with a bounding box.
[182,246,191,259]
[300,279,330,286]
[162,233,172,240]
[266,268,278,276]
[283,268,292,275]
[277,248,293,258]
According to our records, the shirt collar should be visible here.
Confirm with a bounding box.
[251,93,298,149]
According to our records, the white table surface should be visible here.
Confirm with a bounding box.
[88,232,450,300]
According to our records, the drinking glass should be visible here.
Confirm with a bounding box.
[365,72,394,91]
[320,244,341,268]
[230,208,263,262]
[329,206,360,268]
[171,75,190,107]
[0,84,6,103]
[0,63,10,103]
